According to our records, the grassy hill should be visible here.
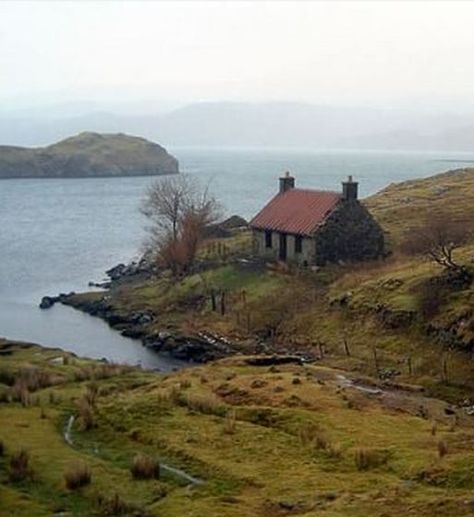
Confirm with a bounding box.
[2,339,474,516]
[366,167,474,247]
[64,168,474,395]
[2,167,474,515]
[0,132,179,178]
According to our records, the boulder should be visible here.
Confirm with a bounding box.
[39,296,56,309]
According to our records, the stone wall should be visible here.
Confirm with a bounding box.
[313,200,384,265]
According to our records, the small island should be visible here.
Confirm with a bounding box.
[0,132,179,179]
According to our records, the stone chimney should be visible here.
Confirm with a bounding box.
[342,175,358,201]
[279,171,295,194]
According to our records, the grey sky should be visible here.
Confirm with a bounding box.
[1,1,474,111]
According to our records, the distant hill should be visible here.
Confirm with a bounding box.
[0,132,179,179]
[1,101,473,151]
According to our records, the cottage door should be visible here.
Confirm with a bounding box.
[279,233,287,261]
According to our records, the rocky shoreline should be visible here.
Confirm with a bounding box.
[37,215,286,363]
[40,283,236,363]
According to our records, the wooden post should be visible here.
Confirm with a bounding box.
[372,346,380,376]
[442,354,449,384]
[343,337,351,357]
[220,291,226,316]
[210,289,217,312]
[407,356,412,376]
[318,342,325,360]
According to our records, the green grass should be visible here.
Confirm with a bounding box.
[2,341,474,515]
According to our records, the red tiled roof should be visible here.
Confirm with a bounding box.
[249,189,341,236]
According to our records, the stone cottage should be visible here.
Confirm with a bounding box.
[249,172,384,266]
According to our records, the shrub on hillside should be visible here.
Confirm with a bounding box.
[438,440,448,459]
[130,453,160,480]
[416,279,447,318]
[95,492,146,516]
[64,460,92,489]
[11,380,30,407]
[78,396,95,431]
[84,382,99,407]
[9,449,32,482]
[354,447,390,471]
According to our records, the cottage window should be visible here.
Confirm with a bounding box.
[265,230,272,248]
[295,235,303,253]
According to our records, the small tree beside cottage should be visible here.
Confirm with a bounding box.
[141,175,221,276]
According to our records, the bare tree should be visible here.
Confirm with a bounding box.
[141,175,221,275]
[402,214,470,271]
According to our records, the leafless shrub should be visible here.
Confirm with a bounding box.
[78,396,95,431]
[11,380,30,407]
[9,449,32,482]
[401,214,471,271]
[64,460,92,489]
[95,492,145,516]
[438,440,448,459]
[298,423,329,451]
[85,382,99,407]
[141,175,222,276]
[130,453,160,480]
[12,367,55,393]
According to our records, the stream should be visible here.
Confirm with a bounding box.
[63,414,203,486]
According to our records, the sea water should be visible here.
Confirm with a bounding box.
[1,147,473,366]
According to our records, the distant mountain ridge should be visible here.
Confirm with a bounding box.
[0,101,473,151]
[0,132,179,179]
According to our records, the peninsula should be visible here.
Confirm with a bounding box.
[0,132,179,179]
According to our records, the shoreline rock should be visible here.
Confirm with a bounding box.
[39,292,76,309]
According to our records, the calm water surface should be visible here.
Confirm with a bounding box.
[1,147,473,366]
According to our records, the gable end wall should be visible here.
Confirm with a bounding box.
[313,200,384,265]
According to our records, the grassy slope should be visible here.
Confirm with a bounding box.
[3,168,474,515]
[79,168,474,396]
[2,340,474,516]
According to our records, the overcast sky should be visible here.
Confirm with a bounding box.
[1,1,474,112]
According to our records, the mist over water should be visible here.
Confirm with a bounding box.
[1,147,474,364]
